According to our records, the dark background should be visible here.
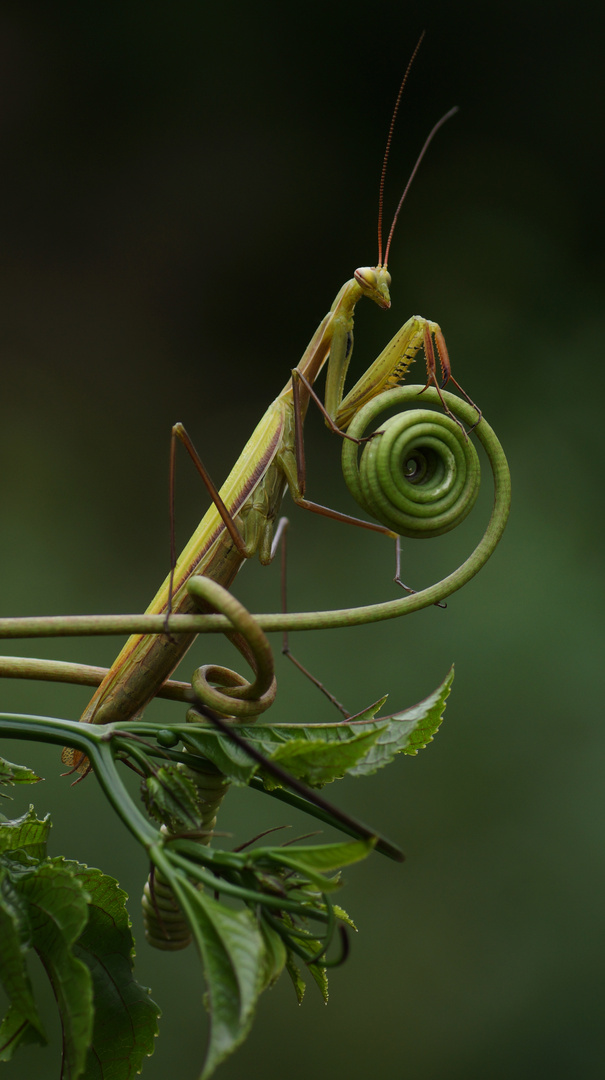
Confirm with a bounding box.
[1,3,604,1078]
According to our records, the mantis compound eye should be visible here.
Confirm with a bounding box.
[354,266,378,290]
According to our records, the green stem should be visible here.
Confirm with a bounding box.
[0,655,193,700]
[0,713,158,848]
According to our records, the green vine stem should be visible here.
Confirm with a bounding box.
[0,712,159,849]
[0,656,194,699]
[0,386,510,644]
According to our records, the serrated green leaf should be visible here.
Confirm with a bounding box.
[182,722,369,791]
[171,878,266,1080]
[284,950,306,1005]
[0,806,50,860]
[182,719,386,790]
[248,838,375,891]
[1,853,160,1079]
[398,667,455,754]
[0,757,42,790]
[178,884,264,1078]
[249,838,374,875]
[0,864,46,1058]
[346,667,455,776]
[327,903,357,931]
[19,859,93,1080]
[182,725,266,785]
[280,920,328,1002]
[0,1005,46,1061]
[260,727,383,789]
[307,957,329,1003]
[347,696,389,722]
[181,673,452,792]
[258,918,287,991]
[68,864,161,1079]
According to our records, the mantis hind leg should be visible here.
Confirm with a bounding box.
[170,423,250,564]
[165,423,255,633]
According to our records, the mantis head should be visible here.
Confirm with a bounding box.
[354,265,392,310]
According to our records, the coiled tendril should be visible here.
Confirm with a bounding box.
[142,765,230,950]
[342,386,481,539]
[187,576,277,719]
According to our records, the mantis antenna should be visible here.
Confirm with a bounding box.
[377,30,425,266]
[377,31,459,268]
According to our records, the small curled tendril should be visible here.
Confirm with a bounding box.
[343,397,481,539]
[187,576,276,719]
[142,845,193,950]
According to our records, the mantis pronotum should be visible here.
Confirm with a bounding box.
[63,41,477,766]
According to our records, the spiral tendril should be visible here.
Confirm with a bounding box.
[142,764,230,950]
[343,400,481,538]
[187,576,277,718]
[142,853,192,950]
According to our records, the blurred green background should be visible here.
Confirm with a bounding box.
[0,2,603,1078]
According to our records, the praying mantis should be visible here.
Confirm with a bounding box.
[62,43,477,767]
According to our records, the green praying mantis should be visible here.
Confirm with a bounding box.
[62,49,480,771]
